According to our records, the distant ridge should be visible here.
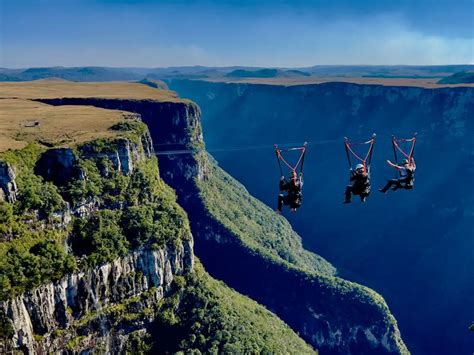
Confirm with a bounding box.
[137,78,169,90]
[0,65,473,83]
[225,68,310,78]
[438,71,474,84]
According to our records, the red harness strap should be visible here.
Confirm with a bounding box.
[275,143,307,174]
[392,136,416,163]
[344,136,376,171]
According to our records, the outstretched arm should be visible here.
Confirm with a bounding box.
[387,160,402,170]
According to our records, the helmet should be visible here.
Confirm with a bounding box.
[402,159,409,165]
[289,170,297,178]
[355,163,364,170]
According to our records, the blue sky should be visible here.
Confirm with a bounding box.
[1,0,473,68]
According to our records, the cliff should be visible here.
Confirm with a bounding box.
[167,79,474,354]
[35,95,408,354]
[0,84,316,354]
[154,111,408,355]
[2,246,193,353]
[0,115,195,353]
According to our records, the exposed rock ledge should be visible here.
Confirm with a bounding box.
[1,240,194,354]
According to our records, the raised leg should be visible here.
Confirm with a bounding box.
[379,179,398,193]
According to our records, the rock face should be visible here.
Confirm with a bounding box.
[36,96,408,354]
[0,162,18,203]
[34,148,79,186]
[1,234,193,354]
[0,119,195,354]
[166,79,474,354]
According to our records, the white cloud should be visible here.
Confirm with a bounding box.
[272,14,474,66]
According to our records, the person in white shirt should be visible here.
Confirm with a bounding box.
[379,158,416,193]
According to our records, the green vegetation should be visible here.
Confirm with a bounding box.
[197,158,335,276]
[0,133,190,300]
[110,120,147,134]
[0,310,14,339]
[67,137,179,268]
[68,152,190,268]
[151,262,316,354]
[71,210,129,267]
[66,336,86,351]
[0,239,76,300]
[0,145,75,300]
[123,331,152,354]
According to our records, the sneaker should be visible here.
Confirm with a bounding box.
[379,188,387,194]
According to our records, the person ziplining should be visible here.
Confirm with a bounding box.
[379,135,417,193]
[343,134,376,204]
[275,143,307,213]
[151,132,418,210]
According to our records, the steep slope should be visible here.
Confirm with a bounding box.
[148,261,315,354]
[167,79,474,355]
[0,84,315,353]
[28,83,408,354]
[198,156,335,275]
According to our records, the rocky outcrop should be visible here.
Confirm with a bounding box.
[0,162,18,203]
[34,148,79,186]
[1,240,193,354]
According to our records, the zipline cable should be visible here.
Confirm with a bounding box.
[79,132,421,158]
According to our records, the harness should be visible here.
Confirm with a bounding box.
[392,134,417,185]
[344,134,376,181]
[275,142,307,177]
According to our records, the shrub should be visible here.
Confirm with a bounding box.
[71,210,129,267]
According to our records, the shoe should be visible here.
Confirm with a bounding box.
[379,188,387,194]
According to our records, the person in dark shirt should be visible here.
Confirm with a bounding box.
[277,170,303,213]
[379,158,416,193]
[344,163,370,203]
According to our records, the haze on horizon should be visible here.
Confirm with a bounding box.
[1,0,473,68]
